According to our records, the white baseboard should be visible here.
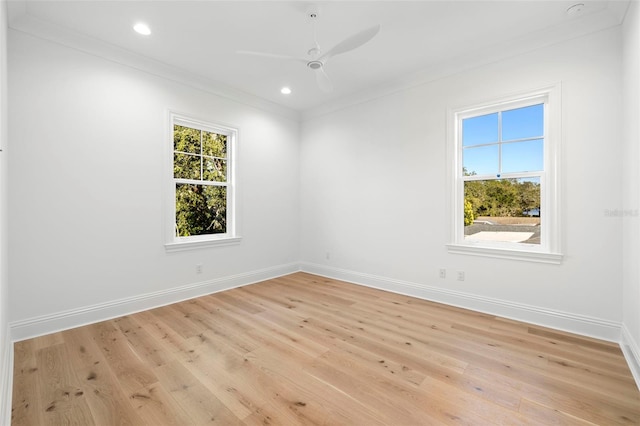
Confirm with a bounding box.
[6,262,638,401]
[301,262,622,343]
[621,324,640,391]
[10,262,300,342]
[0,333,13,426]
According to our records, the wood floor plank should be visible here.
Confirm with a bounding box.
[214,296,331,359]
[133,309,201,358]
[11,340,44,426]
[126,383,194,425]
[59,326,146,426]
[176,343,259,421]
[149,303,209,340]
[153,359,242,425]
[245,346,391,426]
[35,344,95,426]
[86,320,158,396]
[450,321,632,375]
[112,315,175,369]
[418,375,534,426]
[465,363,640,425]
[178,298,261,354]
[447,322,637,396]
[212,291,266,315]
[303,350,440,425]
[517,397,602,425]
[12,272,640,425]
[186,334,336,425]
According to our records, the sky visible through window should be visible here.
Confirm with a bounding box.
[462,104,543,177]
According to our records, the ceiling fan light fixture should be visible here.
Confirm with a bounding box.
[237,8,379,93]
[133,22,151,36]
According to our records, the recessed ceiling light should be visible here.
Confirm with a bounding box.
[281,87,292,95]
[133,22,151,36]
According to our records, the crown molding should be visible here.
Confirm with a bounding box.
[7,1,301,122]
[5,0,629,123]
[301,1,628,121]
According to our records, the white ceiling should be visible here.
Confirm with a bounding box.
[7,1,631,115]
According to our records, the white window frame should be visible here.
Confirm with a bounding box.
[164,111,241,252]
[446,85,562,264]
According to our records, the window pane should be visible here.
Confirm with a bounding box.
[462,113,498,146]
[175,184,227,236]
[502,104,543,141]
[502,139,543,173]
[174,153,200,180]
[464,177,540,245]
[202,131,227,158]
[203,157,227,182]
[463,145,499,176]
[174,125,201,154]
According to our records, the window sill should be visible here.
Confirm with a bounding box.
[446,243,563,264]
[165,236,242,253]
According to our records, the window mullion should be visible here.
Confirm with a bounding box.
[498,111,503,176]
[200,130,204,181]
[502,135,544,144]
[463,171,541,182]
[175,178,227,187]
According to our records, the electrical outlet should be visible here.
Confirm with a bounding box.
[439,268,446,279]
[457,271,465,281]
[196,264,202,274]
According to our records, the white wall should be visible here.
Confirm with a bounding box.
[7,30,300,337]
[2,2,638,410]
[622,0,640,385]
[0,1,11,423]
[301,27,624,340]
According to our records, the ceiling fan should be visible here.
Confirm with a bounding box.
[237,6,380,92]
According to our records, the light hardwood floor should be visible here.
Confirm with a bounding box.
[11,272,640,425]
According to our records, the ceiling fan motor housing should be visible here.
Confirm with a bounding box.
[307,60,323,70]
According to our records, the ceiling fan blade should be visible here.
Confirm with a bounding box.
[319,24,380,62]
[315,67,333,92]
[236,50,307,64]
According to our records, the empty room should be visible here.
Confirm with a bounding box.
[1,0,639,424]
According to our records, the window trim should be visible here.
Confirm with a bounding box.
[164,111,241,252]
[446,85,563,264]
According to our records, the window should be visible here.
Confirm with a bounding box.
[447,87,562,263]
[165,113,240,251]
